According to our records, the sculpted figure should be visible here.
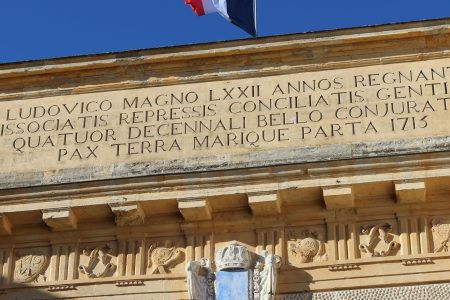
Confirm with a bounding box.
[186,259,215,300]
[255,251,281,300]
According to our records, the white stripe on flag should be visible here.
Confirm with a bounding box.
[212,0,229,20]
[202,0,217,14]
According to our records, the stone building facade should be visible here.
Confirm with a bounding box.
[0,18,450,299]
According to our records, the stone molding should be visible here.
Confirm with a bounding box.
[0,19,449,102]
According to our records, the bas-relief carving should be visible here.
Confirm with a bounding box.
[14,249,49,283]
[288,228,327,264]
[114,211,144,227]
[431,218,450,253]
[215,241,251,271]
[186,259,215,300]
[148,240,184,274]
[78,245,116,278]
[358,223,400,257]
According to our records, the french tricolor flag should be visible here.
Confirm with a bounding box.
[185,0,257,37]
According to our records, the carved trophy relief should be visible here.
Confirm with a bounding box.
[359,223,400,257]
[431,218,450,253]
[14,249,49,283]
[147,240,184,274]
[78,245,116,278]
[288,228,327,264]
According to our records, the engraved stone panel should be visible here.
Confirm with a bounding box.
[1,58,450,188]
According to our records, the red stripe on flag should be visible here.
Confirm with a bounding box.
[185,0,205,16]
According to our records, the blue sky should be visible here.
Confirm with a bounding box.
[0,1,449,63]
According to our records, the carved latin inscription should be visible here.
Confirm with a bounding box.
[3,59,450,189]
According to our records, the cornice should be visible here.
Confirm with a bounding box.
[0,20,448,101]
[1,18,449,74]
[0,152,449,209]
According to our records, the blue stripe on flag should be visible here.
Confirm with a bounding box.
[226,0,256,36]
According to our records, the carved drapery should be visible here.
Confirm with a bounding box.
[186,259,215,300]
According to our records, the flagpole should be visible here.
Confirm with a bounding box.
[254,0,258,37]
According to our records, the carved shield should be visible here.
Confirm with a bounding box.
[14,252,49,283]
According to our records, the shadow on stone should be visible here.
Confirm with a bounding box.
[0,275,72,300]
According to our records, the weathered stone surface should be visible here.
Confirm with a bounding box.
[0,22,450,189]
[278,282,450,300]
